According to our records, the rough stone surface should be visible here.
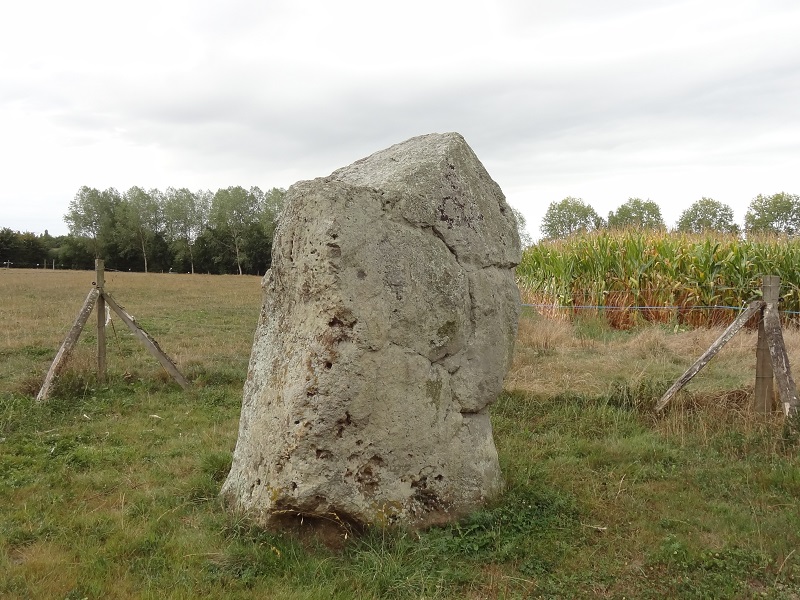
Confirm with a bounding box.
[220,132,521,529]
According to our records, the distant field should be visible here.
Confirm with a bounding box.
[2,268,800,598]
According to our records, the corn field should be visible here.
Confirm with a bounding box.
[517,230,800,328]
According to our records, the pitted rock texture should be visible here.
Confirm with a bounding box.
[220,132,521,529]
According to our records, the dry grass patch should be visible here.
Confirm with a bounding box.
[509,312,800,404]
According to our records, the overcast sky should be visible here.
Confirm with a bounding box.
[2,0,799,239]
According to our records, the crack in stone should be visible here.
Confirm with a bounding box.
[429,224,460,261]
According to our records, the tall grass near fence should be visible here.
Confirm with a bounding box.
[518,230,800,328]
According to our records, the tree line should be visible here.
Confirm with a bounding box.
[1,186,285,274]
[5,190,799,270]
[540,193,800,240]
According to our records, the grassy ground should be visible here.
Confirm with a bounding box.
[2,269,800,598]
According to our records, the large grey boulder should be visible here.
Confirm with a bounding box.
[221,132,521,530]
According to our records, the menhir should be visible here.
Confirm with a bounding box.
[221,132,521,530]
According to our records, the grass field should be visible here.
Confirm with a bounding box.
[2,268,800,598]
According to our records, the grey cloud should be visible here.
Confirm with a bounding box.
[6,0,799,239]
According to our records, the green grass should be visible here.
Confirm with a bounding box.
[3,270,800,597]
[492,390,800,598]
[4,382,800,598]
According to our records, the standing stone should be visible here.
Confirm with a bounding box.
[221,132,521,529]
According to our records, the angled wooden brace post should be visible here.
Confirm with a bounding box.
[36,287,100,402]
[101,292,190,390]
[655,300,764,413]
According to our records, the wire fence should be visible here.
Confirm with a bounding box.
[518,273,800,328]
[525,303,800,316]
[523,303,752,312]
[520,300,800,330]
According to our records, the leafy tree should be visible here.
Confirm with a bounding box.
[194,225,234,274]
[607,198,664,230]
[0,228,18,266]
[260,187,286,242]
[17,232,48,267]
[0,229,53,267]
[209,186,264,275]
[64,186,102,256]
[118,186,162,273]
[253,187,287,272]
[676,197,739,234]
[540,197,604,239]
[163,187,210,274]
[241,221,274,275]
[64,187,121,258]
[511,206,533,248]
[40,230,60,268]
[57,235,95,270]
[744,192,800,235]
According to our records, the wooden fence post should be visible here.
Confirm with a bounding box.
[96,259,107,384]
[36,288,100,401]
[763,301,800,417]
[754,275,780,413]
[38,267,190,401]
